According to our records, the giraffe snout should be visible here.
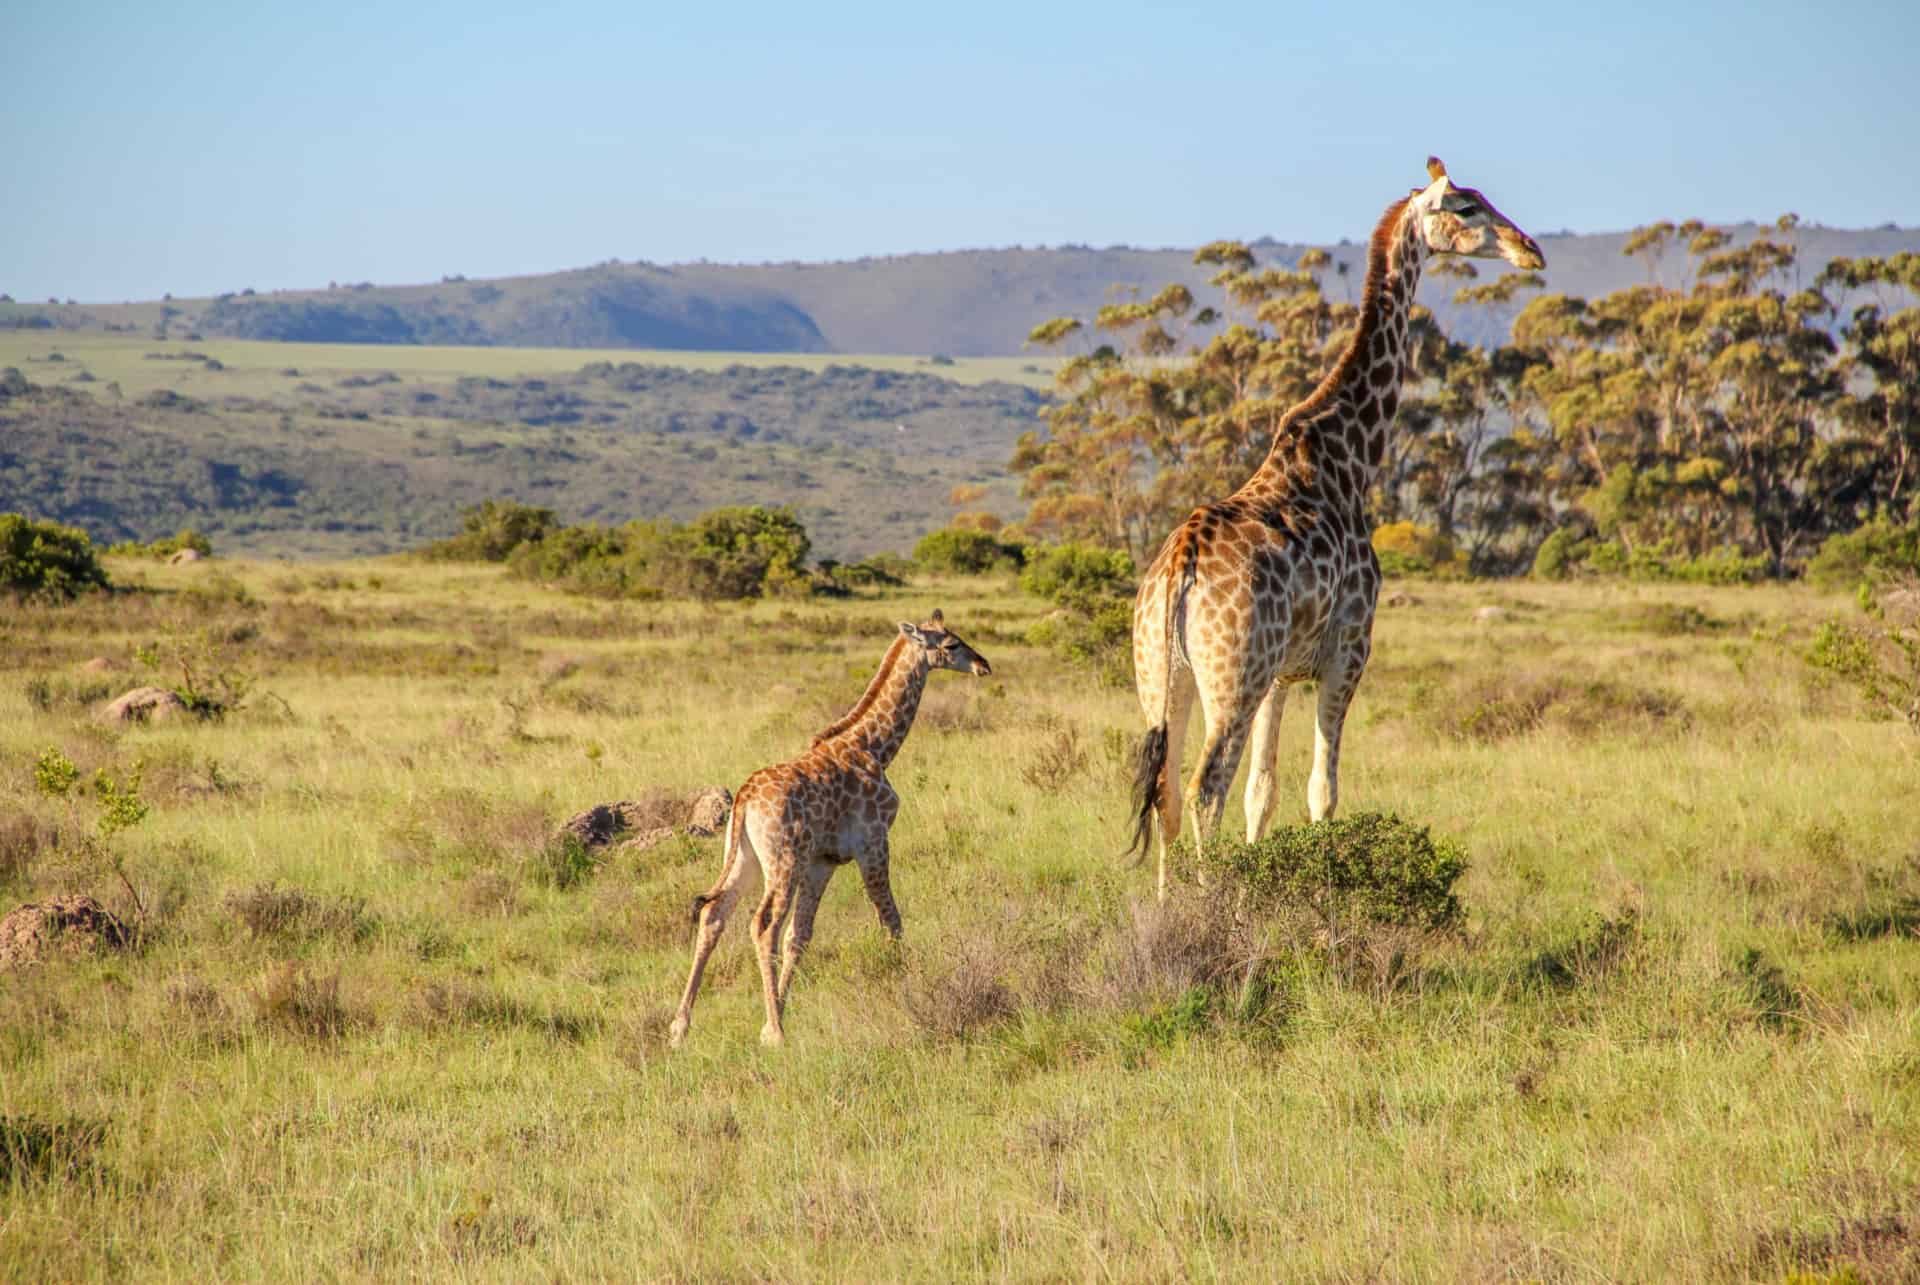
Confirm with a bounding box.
[971,657,992,676]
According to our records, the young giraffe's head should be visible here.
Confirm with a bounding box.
[1409,156,1545,271]
[898,609,992,676]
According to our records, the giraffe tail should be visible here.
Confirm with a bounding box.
[1125,524,1200,862]
[1126,724,1168,861]
[689,793,748,927]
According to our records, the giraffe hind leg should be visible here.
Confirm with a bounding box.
[669,807,761,1048]
[1243,680,1290,842]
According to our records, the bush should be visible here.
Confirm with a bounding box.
[503,505,816,601]
[1806,517,1920,589]
[914,526,1024,575]
[1805,576,1920,733]
[104,528,213,560]
[422,499,559,562]
[1204,812,1467,935]
[1532,533,1767,584]
[1371,521,1468,578]
[0,513,110,601]
[1018,542,1134,602]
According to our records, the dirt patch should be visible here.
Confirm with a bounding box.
[0,895,133,970]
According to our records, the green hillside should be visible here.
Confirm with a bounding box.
[0,335,1050,559]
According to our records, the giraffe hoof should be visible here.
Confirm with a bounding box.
[667,1016,689,1049]
[759,1023,785,1048]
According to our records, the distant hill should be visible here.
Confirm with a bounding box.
[10,223,1918,356]
[0,337,1043,560]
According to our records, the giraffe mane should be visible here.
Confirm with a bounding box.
[812,634,911,745]
[1270,195,1414,441]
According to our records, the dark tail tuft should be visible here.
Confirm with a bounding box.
[1126,724,1169,862]
[688,892,713,927]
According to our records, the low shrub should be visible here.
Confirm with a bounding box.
[1372,521,1469,578]
[914,526,1025,575]
[0,513,110,601]
[1805,516,1920,589]
[420,499,558,563]
[104,528,212,560]
[1205,813,1467,935]
[1018,542,1134,602]
[1805,575,1920,733]
[1533,532,1768,584]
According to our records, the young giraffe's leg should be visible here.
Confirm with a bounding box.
[1308,630,1372,822]
[776,858,836,1006]
[669,806,761,1048]
[750,846,801,1046]
[1243,679,1291,842]
[856,834,902,939]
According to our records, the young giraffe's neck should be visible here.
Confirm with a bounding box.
[812,636,930,769]
[1242,196,1427,505]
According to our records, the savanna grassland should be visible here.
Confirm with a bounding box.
[2,557,1918,1281]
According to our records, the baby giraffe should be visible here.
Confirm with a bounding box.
[669,610,992,1047]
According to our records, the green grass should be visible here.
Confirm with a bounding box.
[2,563,1917,1280]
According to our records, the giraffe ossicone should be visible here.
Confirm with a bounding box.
[1127,157,1544,900]
[669,609,991,1048]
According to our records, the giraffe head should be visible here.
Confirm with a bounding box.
[1410,156,1545,271]
[898,609,992,676]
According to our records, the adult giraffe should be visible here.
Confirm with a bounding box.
[1128,157,1545,897]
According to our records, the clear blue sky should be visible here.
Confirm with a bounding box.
[5,0,1916,303]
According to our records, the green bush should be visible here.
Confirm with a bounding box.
[1018,542,1134,602]
[1805,578,1920,733]
[105,528,213,560]
[0,513,110,601]
[1532,533,1767,584]
[914,526,1024,575]
[1203,812,1468,934]
[506,505,814,601]
[422,499,559,562]
[1371,521,1468,578]
[1805,516,1920,589]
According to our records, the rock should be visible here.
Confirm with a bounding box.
[1472,606,1508,625]
[554,801,654,850]
[686,786,733,837]
[96,686,189,724]
[615,827,678,855]
[0,895,132,970]
[1384,591,1418,608]
[167,548,205,565]
[78,656,124,674]
[554,786,733,850]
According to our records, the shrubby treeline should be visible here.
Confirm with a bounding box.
[423,499,906,599]
[1010,223,1920,581]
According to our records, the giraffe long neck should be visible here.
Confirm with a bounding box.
[1246,196,1426,505]
[813,636,931,768]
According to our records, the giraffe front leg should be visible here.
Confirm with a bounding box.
[1308,641,1369,823]
[857,835,903,940]
[1243,680,1290,843]
[776,860,835,1007]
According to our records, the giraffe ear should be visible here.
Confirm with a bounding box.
[1426,156,1448,183]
